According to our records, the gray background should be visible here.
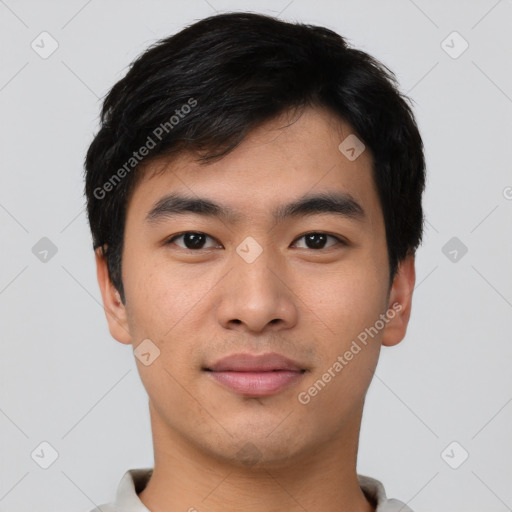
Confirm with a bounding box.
[1,1,511,511]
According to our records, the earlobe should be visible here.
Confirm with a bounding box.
[95,246,132,345]
[381,254,416,347]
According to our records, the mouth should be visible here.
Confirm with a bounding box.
[204,352,306,397]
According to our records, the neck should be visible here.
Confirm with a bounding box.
[139,401,375,512]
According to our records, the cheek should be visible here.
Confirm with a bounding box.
[295,269,385,430]
[125,259,202,401]
[302,261,387,342]
[123,259,219,391]
[123,251,199,338]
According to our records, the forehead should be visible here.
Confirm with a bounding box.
[126,106,382,228]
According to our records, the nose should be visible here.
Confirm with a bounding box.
[216,244,298,333]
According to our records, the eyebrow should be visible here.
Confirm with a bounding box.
[145,191,366,225]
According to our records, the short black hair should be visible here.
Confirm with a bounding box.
[84,12,426,304]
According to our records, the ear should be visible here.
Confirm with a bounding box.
[381,254,416,347]
[95,246,132,345]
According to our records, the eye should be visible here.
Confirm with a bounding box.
[165,231,346,251]
[292,232,345,250]
[166,232,220,250]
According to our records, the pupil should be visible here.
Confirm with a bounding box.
[306,233,326,249]
[182,233,327,250]
[185,233,205,249]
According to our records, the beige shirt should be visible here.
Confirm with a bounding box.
[90,468,414,512]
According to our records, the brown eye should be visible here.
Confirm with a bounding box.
[167,232,218,250]
[293,233,344,250]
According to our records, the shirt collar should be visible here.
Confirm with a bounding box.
[114,468,414,512]
[115,468,152,511]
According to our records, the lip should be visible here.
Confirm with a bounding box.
[205,352,306,397]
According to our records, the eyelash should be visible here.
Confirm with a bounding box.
[164,231,347,251]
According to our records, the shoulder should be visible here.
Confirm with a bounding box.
[357,474,415,512]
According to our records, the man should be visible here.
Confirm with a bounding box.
[85,11,425,512]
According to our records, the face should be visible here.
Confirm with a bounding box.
[97,106,415,468]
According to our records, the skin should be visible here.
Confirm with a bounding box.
[96,106,416,512]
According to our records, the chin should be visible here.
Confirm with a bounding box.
[205,425,312,470]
